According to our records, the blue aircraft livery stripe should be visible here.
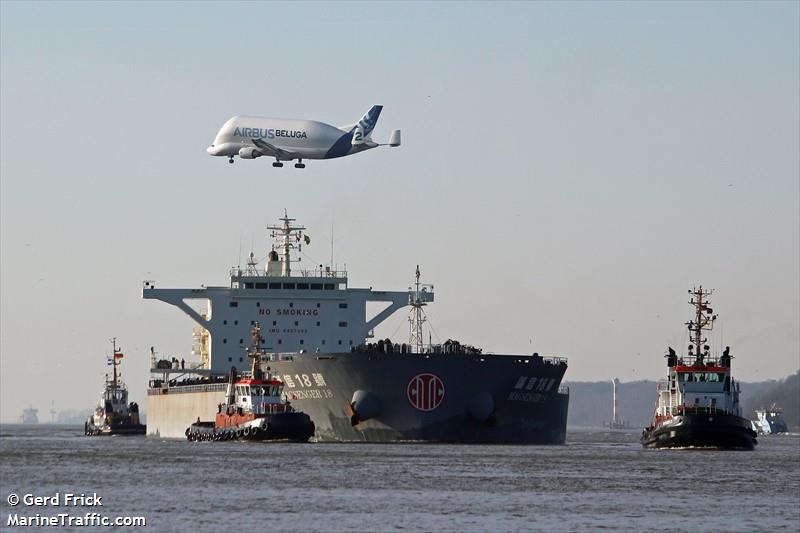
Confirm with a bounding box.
[359,105,382,137]
[324,130,355,159]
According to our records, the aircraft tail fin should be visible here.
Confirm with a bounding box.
[350,105,383,145]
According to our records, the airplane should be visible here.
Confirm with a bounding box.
[206,105,400,168]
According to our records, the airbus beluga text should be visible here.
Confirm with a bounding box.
[207,105,400,168]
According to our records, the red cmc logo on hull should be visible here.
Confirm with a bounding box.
[406,373,445,412]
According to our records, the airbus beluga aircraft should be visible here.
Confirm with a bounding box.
[207,105,400,168]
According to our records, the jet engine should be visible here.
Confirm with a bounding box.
[238,147,261,159]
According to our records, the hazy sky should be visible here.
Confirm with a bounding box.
[1,1,798,421]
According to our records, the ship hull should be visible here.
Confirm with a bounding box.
[85,421,146,436]
[641,411,757,450]
[148,351,569,443]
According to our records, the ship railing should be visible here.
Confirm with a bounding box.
[252,403,289,415]
[147,383,227,395]
[670,404,736,416]
[229,268,347,278]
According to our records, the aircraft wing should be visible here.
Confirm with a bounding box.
[251,138,298,160]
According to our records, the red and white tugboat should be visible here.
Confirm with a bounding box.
[641,287,757,450]
[186,323,315,442]
[85,339,146,436]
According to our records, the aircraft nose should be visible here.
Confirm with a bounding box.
[206,145,216,155]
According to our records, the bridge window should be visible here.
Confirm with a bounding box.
[234,320,238,325]
[223,320,227,325]
[278,339,282,345]
[229,302,238,308]
[324,284,334,290]
[256,302,261,307]
[228,357,232,362]
[322,340,326,345]
[311,284,322,290]
[273,321,277,326]
[269,283,281,289]
[316,302,321,308]
[239,339,243,344]
[300,340,304,345]
[339,303,348,309]
[295,321,299,326]
[284,283,295,290]
[256,283,267,289]
[339,321,348,327]
[289,302,294,307]
[244,283,254,289]
[338,340,342,345]
[316,321,320,326]
[297,283,309,289]
[223,338,227,344]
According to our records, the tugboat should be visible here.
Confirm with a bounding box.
[85,339,146,436]
[754,404,789,435]
[641,287,757,449]
[185,323,315,442]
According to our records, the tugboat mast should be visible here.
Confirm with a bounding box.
[110,337,122,389]
[686,286,717,364]
[246,322,265,379]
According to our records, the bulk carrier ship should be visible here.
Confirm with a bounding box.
[143,212,569,443]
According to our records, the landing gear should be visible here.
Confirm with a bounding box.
[272,161,284,168]
[295,160,306,169]
[228,157,234,164]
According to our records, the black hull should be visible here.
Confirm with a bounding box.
[85,421,146,436]
[150,351,569,443]
[187,412,315,443]
[641,411,757,450]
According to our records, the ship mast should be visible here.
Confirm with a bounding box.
[266,209,306,277]
[246,322,265,379]
[686,286,717,365]
[110,337,122,389]
[408,265,431,353]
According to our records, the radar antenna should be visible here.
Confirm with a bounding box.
[266,209,306,277]
[408,265,432,353]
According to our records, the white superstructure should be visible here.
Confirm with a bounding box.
[142,211,433,375]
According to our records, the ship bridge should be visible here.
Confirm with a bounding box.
[142,212,433,374]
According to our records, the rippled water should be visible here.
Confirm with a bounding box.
[1,425,798,532]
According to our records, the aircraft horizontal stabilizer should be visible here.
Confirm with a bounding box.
[389,130,401,147]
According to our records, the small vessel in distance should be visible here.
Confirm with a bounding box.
[641,287,757,449]
[186,323,315,442]
[85,339,146,436]
[754,404,789,435]
[18,406,39,425]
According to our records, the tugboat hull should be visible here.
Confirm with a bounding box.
[641,411,757,450]
[85,421,146,436]
[187,412,315,443]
